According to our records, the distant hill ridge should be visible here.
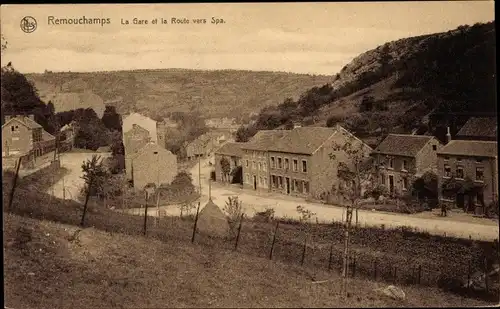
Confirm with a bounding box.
[25,69,333,120]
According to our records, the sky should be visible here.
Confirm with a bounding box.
[0,2,495,75]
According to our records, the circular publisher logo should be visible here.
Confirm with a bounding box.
[20,16,37,33]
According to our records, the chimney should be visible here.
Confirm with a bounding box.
[446,127,452,144]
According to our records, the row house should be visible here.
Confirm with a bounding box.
[2,115,56,168]
[241,125,372,200]
[213,142,244,184]
[437,140,498,210]
[371,134,443,194]
[186,131,232,161]
[240,130,288,191]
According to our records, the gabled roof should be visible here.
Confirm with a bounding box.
[122,113,157,142]
[241,130,289,151]
[372,134,435,157]
[456,117,497,139]
[215,142,244,157]
[130,142,175,160]
[2,116,42,130]
[269,127,338,155]
[437,140,498,158]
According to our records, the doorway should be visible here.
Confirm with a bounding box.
[286,177,290,194]
[389,175,394,193]
[253,175,257,190]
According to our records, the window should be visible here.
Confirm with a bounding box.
[302,160,307,173]
[476,167,484,182]
[258,162,262,170]
[271,157,275,168]
[11,126,14,132]
[457,158,462,162]
[252,161,256,169]
[271,175,276,188]
[456,165,464,179]
[303,181,309,194]
[278,157,283,169]
[476,158,483,163]
[279,176,283,188]
[388,157,394,169]
[259,176,263,185]
[444,156,450,161]
[380,173,386,185]
[291,179,295,191]
[444,164,451,178]
[263,162,267,171]
[402,177,408,191]
[293,159,298,171]
[432,145,437,151]
[246,160,249,167]
[402,160,407,171]
[284,158,289,170]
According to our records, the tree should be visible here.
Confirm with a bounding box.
[329,134,373,298]
[101,105,122,132]
[220,157,231,182]
[235,125,257,142]
[80,155,109,226]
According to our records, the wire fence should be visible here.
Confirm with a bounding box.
[3,161,500,303]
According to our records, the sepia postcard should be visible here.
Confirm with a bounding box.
[1,2,498,308]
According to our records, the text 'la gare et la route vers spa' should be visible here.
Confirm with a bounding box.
[46,16,226,26]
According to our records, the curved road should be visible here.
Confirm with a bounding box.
[98,155,499,241]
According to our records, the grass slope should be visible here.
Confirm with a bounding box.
[25,69,333,119]
[4,213,492,308]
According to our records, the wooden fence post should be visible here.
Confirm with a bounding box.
[143,193,149,236]
[191,202,201,243]
[484,258,489,293]
[352,255,356,278]
[394,266,397,283]
[467,260,471,292]
[418,265,422,284]
[374,260,377,280]
[7,156,22,212]
[328,242,334,271]
[80,177,94,227]
[269,221,280,260]
[300,233,308,266]
[234,213,244,251]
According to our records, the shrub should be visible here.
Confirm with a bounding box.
[253,208,275,222]
[223,196,244,236]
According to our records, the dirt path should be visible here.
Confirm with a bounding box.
[46,152,111,203]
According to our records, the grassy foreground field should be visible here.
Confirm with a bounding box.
[4,213,492,308]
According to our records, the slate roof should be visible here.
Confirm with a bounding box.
[215,142,244,157]
[240,130,289,151]
[456,117,497,139]
[437,140,498,158]
[269,127,338,154]
[372,134,435,157]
